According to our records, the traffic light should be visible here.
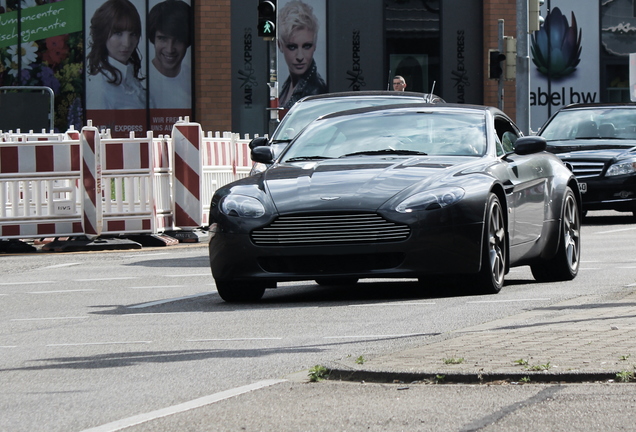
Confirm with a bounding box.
[257,0,276,38]
[489,50,506,80]
[529,0,545,33]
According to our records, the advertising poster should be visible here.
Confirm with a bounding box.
[85,0,147,137]
[276,0,327,112]
[0,0,84,132]
[85,0,193,138]
[530,1,600,131]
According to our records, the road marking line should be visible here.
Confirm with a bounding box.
[324,333,429,339]
[0,281,51,285]
[187,337,283,342]
[47,341,152,347]
[467,298,550,304]
[163,273,211,278]
[1,346,17,348]
[28,289,97,294]
[349,302,435,307]
[11,316,89,321]
[595,227,636,234]
[122,253,170,258]
[41,262,81,269]
[128,292,214,309]
[129,285,186,289]
[79,379,287,432]
[74,277,138,282]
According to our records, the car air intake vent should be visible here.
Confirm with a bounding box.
[251,213,410,245]
[567,161,605,179]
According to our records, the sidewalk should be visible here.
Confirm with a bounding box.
[326,290,636,383]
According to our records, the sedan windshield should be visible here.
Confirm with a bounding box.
[540,108,636,141]
[281,110,487,162]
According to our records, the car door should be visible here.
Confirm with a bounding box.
[494,117,548,248]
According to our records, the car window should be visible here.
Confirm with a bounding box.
[281,110,487,161]
[541,107,636,141]
[494,117,520,153]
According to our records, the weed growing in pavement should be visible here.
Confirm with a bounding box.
[308,365,329,382]
[355,356,366,365]
[616,371,634,383]
[514,359,529,366]
[619,354,631,361]
[527,362,552,371]
[443,357,465,365]
[434,375,446,383]
[519,376,531,383]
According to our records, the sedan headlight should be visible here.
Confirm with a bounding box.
[396,187,465,213]
[606,158,636,177]
[220,195,266,218]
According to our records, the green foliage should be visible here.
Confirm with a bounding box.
[308,365,329,382]
[443,357,465,365]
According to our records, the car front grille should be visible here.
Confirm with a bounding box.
[566,161,606,179]
[251,213,411,246]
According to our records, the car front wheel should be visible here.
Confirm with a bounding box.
[475,193,506,294]
[531,187,580,282]
[215,281,266,303]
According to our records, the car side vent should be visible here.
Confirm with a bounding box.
[251,213,410,245]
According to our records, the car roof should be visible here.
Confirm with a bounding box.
[318,102,502,120]
[296,90,444,103]
[558,102,636,111]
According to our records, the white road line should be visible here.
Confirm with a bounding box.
[187,337,283,342]
[41,262,81,269]
[79,379,287,432]
[74,277,138,282]
[163,273,211,278]
[128,292,214,309]
[0,281,51,286]
[1,346,17,348]
[467,298,550,304]
[129,285,186,289]
[11,316,89,321]
[121,253,170,258]
[47,341,152,347]
[349,302,436,307]
[28,289,97,294]
[324,333,429,339]
[595,227,636,234]
[616,266,636,269]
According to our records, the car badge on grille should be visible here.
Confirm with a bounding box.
[320,196,341,201]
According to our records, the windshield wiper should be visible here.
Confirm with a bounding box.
[285,156,334,162]
[340,149,428,157]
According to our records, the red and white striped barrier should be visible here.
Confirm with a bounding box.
[80,124,103,238]
[172,118,203,228]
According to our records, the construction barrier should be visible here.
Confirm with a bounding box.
[1,118,260,246]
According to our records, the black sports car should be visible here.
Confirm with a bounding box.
[209,104,582,302]
[539,103,636,217]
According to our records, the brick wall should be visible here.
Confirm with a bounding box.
[483,0,517,121]
[194,0,232,133]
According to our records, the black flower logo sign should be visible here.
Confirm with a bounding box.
[531,7,582,79]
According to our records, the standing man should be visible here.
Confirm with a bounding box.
[392,75,406,91]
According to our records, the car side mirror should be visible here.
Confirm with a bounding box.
[514,136,547,155]
[251,146,275,164]
[249,136,270,150]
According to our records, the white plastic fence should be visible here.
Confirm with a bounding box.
[0,120,258,241]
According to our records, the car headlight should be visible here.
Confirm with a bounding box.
[249,162,267,176]
[606,158,636,177]
[220,195,266,218]
[396,187,465,213]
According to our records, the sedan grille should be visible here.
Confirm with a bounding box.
[566,161,606,179]
[251,213,410,246]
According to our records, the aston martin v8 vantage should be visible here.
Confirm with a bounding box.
[208,104,582,302]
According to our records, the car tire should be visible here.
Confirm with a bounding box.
[475,193,506,294]
[531,187,580,282]
[315,278,359,286]
[215,281,266,303]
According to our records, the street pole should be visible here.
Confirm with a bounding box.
[498,19,505,111]
[516,0,531,135]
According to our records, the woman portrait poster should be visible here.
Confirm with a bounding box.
[276,0,327,112]
[85,0,147,137]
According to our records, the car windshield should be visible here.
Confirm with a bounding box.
[281,110,487,162]
[540,107,636,141]
[271,96,432,141]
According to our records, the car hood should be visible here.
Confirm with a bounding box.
[262,157,467,213]
[546,139,636,162]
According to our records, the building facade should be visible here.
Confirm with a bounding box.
[0,0,633,136]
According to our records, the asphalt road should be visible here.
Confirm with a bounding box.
[1,210,635,431]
